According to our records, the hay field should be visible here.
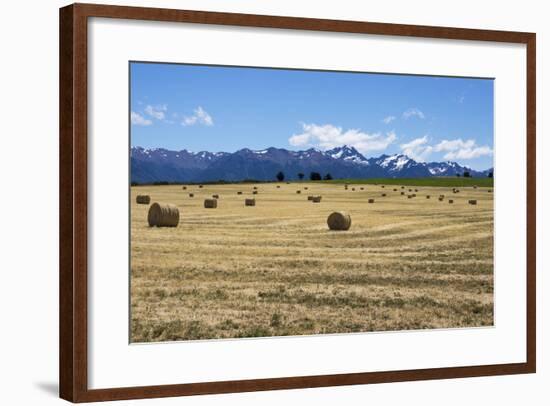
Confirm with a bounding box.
[130,182,494,342]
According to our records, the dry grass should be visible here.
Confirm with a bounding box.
[130,182,494,342]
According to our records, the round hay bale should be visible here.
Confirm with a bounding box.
[381,193,386,197]
[212,194,219,199]
[415,189,419,192]
[360,187,364,190]
[381,185,385,188]
[368,198,375,203]
[412,194,417,197]
[408,189,412,192]
[438,197,444,201]
[252,190,258,195]
[401,186,405,189]
[448,199,454,204]
[147,203,179,227]
[307,195,314,201]
[473,185,478,189]
[136,195,150,204]
[245,198,256,206]
[312,196,322,203]
[304,187,309,190]
[488,189,493,193]
[426,195,431,199]
[182,186,187,190]
[352,188,356,191]
[277,185,281,188]
[468,199,477,205]
[407,195,413,199]
[253,186,258,190]
[327,211,351,231]
[189,193,194,198]
[393,188,397,192]
[296,190,301,194]
[401,191,405,195]
[204,198,217,208]
[199,185,203,188]
[237,191,243,195]
[439,194,445,199]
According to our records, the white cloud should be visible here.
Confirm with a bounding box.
[444,146,493,160]
[288,123,396,153]
[434,138,474,152]
[144,104,167,120]
[382,115,396,124]
[401,137,493,161]
[434,138,493,160]
[182,106,214,126]
[436,139,491,159]
[131,111,152,126]
[402,108,425,120]
[400,136,433,162]
[400,137,493,161]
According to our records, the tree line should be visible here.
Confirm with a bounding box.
[276,171,333,181]
[276,170,493,181]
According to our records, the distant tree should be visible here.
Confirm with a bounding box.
[456,173,461,177]
[298,172,305,181]
[463,171,471,178]
[310,172,322,181]
[488,171,493,178]
[276,171,285,182]
[324,173,333,180]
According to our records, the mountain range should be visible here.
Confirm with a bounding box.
[131,145,493,183]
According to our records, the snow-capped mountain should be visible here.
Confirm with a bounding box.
[374,154,418,172]
[130,145,492,183]
[325,146,369,165]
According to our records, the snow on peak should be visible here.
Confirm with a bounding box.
[379,154,398,167]
[428,166,446,175]
[325,146,368,164]
[330,150,344,159]
[379,154,406,168]
[394,156,411,170]
[344,155,368,164]
[376,154,412,171]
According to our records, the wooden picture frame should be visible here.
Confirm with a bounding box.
[59,3,536,402]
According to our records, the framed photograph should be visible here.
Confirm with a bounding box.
[59,3,536,402]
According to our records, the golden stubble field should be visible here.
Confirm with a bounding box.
[130,182,494,342]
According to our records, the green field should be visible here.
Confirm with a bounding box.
[324,177,494,188]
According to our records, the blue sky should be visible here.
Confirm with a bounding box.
[130,62,494,170]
